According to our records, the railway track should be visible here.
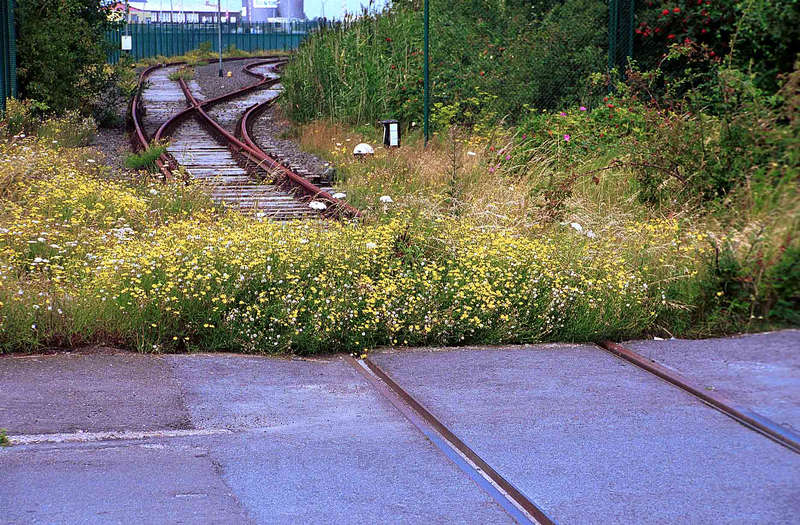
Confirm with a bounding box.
[131,57,359,220]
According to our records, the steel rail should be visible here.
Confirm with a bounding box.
[175,65,361,219]
[237,92,362,219]
[130,56,286,180]
[598,340,800,454]
[345,355,556,525]
[131,56,359,219]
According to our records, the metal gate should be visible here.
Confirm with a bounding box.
[1,0,17,113]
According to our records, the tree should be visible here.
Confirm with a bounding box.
[16,0,119,112]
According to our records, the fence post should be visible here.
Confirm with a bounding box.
[1,0,17,113]
[608,0,635,78]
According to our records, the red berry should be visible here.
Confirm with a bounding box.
[673,7,681,12]
[661,8,670,15]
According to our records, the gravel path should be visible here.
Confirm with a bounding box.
[193,57,265,100]
[249,103,336,185]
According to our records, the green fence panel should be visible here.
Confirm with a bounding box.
[106,21,325,63]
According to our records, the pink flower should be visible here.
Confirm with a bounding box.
[580,106,587,111]
[564,134,571,142]
[489,166,495,173]
[559,112,567,116]
[521,134,527,140]
[505,155,511,160]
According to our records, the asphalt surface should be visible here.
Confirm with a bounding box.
[627,330,800,432]
[1,331,798,524]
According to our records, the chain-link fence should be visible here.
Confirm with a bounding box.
[0,0,17,114]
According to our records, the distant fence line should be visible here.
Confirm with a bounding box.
[106,21,326,64]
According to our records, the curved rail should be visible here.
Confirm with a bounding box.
[131,57,360,220]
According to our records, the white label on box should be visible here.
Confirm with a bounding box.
[390,125,399,146]
[121,35,132,51]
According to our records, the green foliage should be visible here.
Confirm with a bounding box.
[635,0,800,92]
[0,98,48,136]
[281,0,607,128]
[767,245,800,324]
[125,142,168,172]
[0,429,9,447]
[612,61,799,205]
[16,0,120,113]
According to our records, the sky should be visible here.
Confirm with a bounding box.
[140,0,390,19]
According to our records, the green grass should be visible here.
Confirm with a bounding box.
[124,142,168,173]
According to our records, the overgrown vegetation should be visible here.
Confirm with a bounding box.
[0,135,714,353]
[15,0,120,113]
[280,0,798,337]
[0,1,796,354]
[282,0,609,125]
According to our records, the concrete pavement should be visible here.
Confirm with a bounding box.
[627,329,800,432]
[1,331,798,523]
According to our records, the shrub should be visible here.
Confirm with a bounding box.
[634,0,800,92]
[16,0,120,113]
[37,111,97,147]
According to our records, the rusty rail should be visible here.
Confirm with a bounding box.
[131,57,360,220]
[599,340,800,454]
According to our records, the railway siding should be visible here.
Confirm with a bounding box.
[133,57,350,219]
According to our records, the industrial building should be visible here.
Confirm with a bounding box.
[242,0,307,22]
[112,1,307,23]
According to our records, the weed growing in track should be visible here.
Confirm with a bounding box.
[124,141,169,173]
[168,67,195,82]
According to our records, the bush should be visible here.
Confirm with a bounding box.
[16,0,120,113]
[37,111,97,147]
[634,0,800,92]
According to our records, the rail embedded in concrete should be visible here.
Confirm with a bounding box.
[345,355,556,525]
[598,340,800,454]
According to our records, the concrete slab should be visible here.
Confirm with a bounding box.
[0,353,192,434]
[371,344,800,524]
[167,355,514,524]
[627,330,800,432]
[0,437,251,524]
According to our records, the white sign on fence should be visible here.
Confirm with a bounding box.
[121,35,132,51]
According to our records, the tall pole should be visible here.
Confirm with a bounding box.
[217,0,223,76]
[423,0,430,147]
